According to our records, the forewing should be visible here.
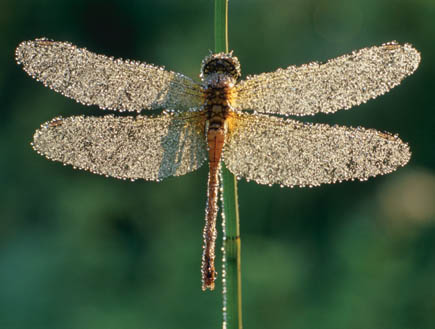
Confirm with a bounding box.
[16,39,204,112]
[224,113,410,187]
[233,42,420,116]
[32,113,207,181]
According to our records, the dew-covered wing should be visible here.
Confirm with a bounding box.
[224,113,410,187]
[32,113,207,181]
[233,42,420,116]
[16,39,204,112]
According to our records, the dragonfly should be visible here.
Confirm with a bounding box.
[15,38,420,290]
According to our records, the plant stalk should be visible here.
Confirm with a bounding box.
[214,1,243,329]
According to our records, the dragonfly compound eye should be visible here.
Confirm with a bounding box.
[200,52,241,81]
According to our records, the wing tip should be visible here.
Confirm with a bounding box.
[15,38,54,65]
[404,43,421,73]
[381,41,421,74]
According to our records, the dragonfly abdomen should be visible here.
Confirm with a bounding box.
[201,105,227,291]
[201,79,233,290]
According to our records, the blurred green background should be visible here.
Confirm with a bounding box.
[1,0,435,328]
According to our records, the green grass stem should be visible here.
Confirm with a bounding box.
[214,1,243,328]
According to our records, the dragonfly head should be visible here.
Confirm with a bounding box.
[200,52,241,82]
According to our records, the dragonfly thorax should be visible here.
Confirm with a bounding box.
[203,77,234,123]
[201,54,239,123]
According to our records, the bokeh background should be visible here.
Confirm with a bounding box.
[1,0,434,328]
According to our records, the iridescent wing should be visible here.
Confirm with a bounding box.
[233,42,420,116]
[224,113,410,187]
[16,39,204,112]
[32,113,207,181]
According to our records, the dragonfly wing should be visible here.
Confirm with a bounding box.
[32,113,207,181]
[224,113,410,187]
[16,39,204,112]
[234,42,420,116]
